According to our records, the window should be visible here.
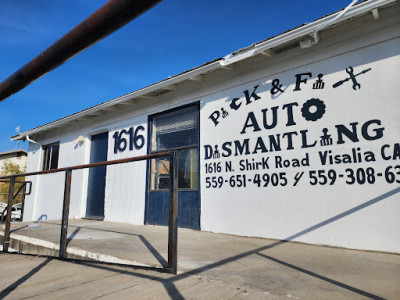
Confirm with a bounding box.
[149,105,199,190]
[42,142,59,170]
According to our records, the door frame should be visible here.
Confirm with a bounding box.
[144,102,201,228]
[85,131,109,219]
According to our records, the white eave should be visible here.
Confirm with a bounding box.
[11,0,397,142]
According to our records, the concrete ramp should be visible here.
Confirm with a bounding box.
[1,220,169,269]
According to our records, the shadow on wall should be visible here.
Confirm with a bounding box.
[37,215,47,221]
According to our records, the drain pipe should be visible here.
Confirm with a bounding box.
[310,0,359,45]
[25,135,41,147]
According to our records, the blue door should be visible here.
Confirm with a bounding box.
[145,105,200,229]
[86,132,108,219]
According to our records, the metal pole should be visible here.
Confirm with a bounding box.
[20,184,27,222]
[168,151,179,274]
[59,169,72,259]
[0,0,162,102]
[3,176,16,252]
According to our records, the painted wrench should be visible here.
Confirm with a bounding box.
[346,66,361,90]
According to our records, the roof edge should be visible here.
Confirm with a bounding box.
[0,149,28,156]
[12,0,397,142]
[221,0,397,66]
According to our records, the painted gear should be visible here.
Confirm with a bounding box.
[301,98,326,121]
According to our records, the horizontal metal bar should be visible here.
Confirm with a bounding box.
[0,0,162,102]
[0,180,31,184]
[0,151,170,180]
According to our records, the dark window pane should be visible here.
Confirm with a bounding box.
[151,106,198,152]
[42,142,59,171]
[177,149,198,189]
[155,128,198,151]
[149,105,199,191]
[50,144,59,170]
[42,147,49,170]
[149,149,198,190]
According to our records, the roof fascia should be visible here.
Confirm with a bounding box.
[12,60,222,141]
[12,0,396,141]
[221,0,397,66]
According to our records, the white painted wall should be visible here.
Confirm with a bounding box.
[200,38,400,253]
[21,6,400,253]
[23,128,89,221]
[104,117,148,225]
[23,143,41,221]
[0,153,27,171]
[22,114,150,224]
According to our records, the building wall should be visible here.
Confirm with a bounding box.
[24,128,89,221]
[0,151,27,203]
[0,152,27,172]
[197,7,400,253]
[23,107,153,224]
[22,6,400,253]
[104,116,148,225]
[200,37,400,253]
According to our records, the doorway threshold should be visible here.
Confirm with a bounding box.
[83,216,104,221]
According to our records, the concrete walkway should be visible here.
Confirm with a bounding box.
[1,253,271,299]
[1,219,400,299]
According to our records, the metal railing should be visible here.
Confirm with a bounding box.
[0,151,179,274]
[0,179,32,222]
[0,0,162,102]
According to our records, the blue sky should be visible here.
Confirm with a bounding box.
[0,0,353,152]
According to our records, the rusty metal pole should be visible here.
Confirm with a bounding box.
[59,169,72,259]
[0,0,162,102]
[20,184,27,222]
[168,151,179,274]
[3,176,16,252]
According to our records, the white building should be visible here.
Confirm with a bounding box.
[0,149,27,173]
[13,0,400,253]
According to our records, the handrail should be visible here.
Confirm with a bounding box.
[1,150,179,274]
[0,180,29,183]
[0,180,31,222]
[0,0,162,102]
[0,151,170,180]
[0,181,28,222]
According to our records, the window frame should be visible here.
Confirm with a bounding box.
[42,142,60,171]
[148,103,200,192]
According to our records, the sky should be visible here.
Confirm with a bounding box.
[0,0,354,152]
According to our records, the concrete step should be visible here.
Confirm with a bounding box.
[0,231,161,269]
